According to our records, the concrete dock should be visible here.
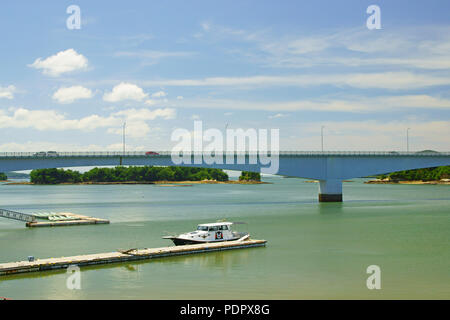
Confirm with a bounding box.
[0,239,267,276]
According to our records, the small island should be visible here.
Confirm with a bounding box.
[366,166,450,185]
[0,172,7,181]
[8,166,266,185]
[238,171,261,182]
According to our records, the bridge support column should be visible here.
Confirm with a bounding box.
[318,179,343,202]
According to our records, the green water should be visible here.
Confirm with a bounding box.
[0,177,449,299]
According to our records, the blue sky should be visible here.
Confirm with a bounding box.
[0,0,449,152]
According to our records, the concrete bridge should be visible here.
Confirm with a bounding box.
[1,151,449,202]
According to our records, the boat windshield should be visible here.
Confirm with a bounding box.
[197,226,208,231]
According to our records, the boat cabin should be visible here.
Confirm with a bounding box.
[163,221,248,246]
[195,222,234,241]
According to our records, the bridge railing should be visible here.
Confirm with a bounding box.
[0,151,449,158]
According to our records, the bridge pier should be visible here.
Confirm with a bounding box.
[318,179,343,202]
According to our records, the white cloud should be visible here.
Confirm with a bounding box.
[0,108,116,131]
[120,34,154,46]
[291,120,450,151]
[107,122,151,138]
[145,99,156,106]
[229,24,450,70]
[115,50,195,65]
[112,108,176,121]
[172,94,450,113]
[201,22,211,32]
[52,86,93,104]
[0,107,176,138]
[107,108,175,138]
[103,82,148,102]
[0,85,16,99]
[268,113,286,119]
[151,91,167,98]
[29,49,88,76]
[176,96,184,100]
[195,23,450,71]
[141,72,450,90]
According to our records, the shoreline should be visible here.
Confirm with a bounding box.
[5,180,269,186]
[365,180,450,185]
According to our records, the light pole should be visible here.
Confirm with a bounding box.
[123,121,126,155]
[321,126,325,152]
[407,128,410,152]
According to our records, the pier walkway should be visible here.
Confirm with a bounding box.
[0,209,109,227]
[0,208,36,223]
[0,239,267,276]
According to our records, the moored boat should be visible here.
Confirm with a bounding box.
[163,222,249,246]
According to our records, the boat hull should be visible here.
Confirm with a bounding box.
[168,237,241,246]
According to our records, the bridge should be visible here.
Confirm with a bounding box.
[1,151,449,202]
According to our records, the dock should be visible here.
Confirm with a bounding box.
[0,208,109,227]
[0,239,267,276]
[26,212,109,228]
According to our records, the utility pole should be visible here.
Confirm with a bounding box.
[321,126,325,152]
[407,127,410,152]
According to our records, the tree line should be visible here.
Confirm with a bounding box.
[0,172,7,181]
[377,166,450,181]
[239,171,261,181]
[30,166,229,184]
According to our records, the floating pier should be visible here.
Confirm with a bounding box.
[26,212,109,228]
[0,208,109,227]
[0,239,266,276]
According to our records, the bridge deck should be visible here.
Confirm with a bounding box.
[0,151,449,158]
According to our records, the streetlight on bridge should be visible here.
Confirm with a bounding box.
[123,121,126,156]
[321,126,325,152]
[407,128,410,152]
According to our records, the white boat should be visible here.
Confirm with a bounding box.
[163,222,249,246]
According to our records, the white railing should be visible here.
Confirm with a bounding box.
[0,151,449,158]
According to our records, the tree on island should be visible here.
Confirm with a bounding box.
[30,166,229,184]
[0,172,7,181]
[239,171,261,182]
[377,166,450,182]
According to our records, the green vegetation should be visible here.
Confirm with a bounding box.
[30,166,229,184]
[239,171,261,182]
[0,172,7,181]
[377,166,450,181]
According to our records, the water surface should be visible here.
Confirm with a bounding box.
[0,177,448,299]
